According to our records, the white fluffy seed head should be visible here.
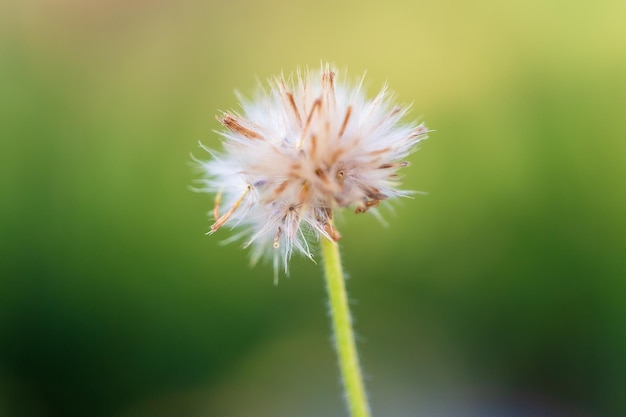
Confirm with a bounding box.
[197,64,429,280]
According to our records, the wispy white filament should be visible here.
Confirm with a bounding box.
[197,64,428,278]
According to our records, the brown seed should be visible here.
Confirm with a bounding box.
[338,105,352,138]
[324,222,342,241]
[285,91,302,126]
[218,114,263,140]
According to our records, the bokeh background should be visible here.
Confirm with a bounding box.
[1,0,625,416]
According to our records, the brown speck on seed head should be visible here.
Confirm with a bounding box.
[324,220,342,242]
[210,184,251,232]
[218,113,263,140]
[272,180,290,197]
[321,69,336,108]
[368,147,392,157]
[338,105,352,138]
[390,105,402,116]
[379,161,409,169]
[355,199,381,214]
[365,187,386,201]
[322,69,335,90]
[299,181,311,201]
[285,91,302,127]
[315,167,330,184]
[298,98,322,149]
[310,133,318,157]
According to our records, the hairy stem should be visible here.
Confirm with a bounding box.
[321,236,371,417]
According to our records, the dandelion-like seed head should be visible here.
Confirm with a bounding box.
[198,64,428,279]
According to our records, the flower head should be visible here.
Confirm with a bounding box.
[198,65,428,278]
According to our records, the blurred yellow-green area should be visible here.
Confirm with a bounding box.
[1,0,625,416]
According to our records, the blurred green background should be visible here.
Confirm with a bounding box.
[1,0,625,416]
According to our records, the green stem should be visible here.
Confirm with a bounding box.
[321,236,371,417]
